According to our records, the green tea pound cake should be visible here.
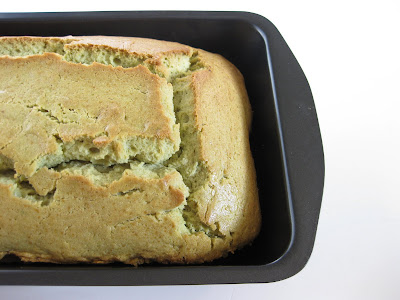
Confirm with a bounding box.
[0,36,260,265]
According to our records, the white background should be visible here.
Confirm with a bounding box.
[1,1,400,299]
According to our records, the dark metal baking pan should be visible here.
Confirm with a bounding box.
[0,11,324,285]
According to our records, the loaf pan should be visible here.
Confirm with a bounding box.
[0,11,324,285]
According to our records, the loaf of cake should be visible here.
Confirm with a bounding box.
[0,36,260,265]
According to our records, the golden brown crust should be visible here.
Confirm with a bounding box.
[188,49,260,246]
[0,36,260,265]
[0,52,179,177]
[28,167,61,196]
[67,36,193,57]
[0,35,193,57]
